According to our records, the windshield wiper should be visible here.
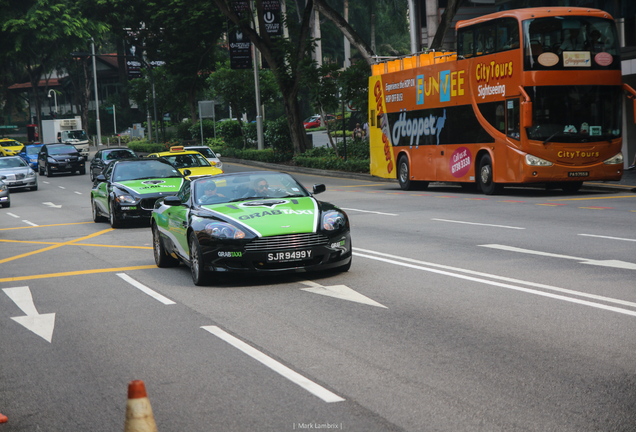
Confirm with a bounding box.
[543,130,563,146]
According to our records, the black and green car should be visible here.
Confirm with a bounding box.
[91,158,186,228]
[151,171,352,285]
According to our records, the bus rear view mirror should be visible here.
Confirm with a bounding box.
[521,101,533,128]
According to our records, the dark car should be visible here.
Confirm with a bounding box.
[91,158,185,228]
[89,147,137,181]
[151,171,352,285]
[37,143,86,176]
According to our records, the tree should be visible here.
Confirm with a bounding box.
[429,0,466,50]
[213,0,316,155]
[206,60,278,147]
[2,0,108,137]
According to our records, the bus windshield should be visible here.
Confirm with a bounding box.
[523,16,619,70]
[526,85,622,143]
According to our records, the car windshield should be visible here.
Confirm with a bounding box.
[26,146,42,155]
[0,157,27,168]
[194,172,309,205]
[113,161,181,182]
[105,150,135,160]
[48,145,76,155]
[63,130,87,140]
[1,140,21,148]
[163,153,210,168]
[190,148,215,158]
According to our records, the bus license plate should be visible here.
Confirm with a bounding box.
[568,171,589,177]
[267,250,312,262]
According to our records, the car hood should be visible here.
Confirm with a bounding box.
[200,196,320,237]
[182,166,223,179]
[0,167,31,176]
[49,153,80,160]
[114,178,185,196]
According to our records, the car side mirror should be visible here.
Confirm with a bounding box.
[96,174,106,183]
[216,153,221,158]
[313,184,326,194]
[163,196,182,206]
[0,176,6,181]
[183,169,191,176]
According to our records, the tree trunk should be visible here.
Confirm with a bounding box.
[319,106,338,156]
[429,0,465,50]
[283,91,309,155]
[314,0,375,66]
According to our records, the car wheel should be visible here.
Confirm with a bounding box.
[153,223,179,268]
[1,202,9,208]
[90,169,95,182]
[109,200,122,228]
[79,167,86,175]
[397,155,428,191]
[189,232,209,286]
[38,164,44,175]
[92,198,106,222]
[46,164,52,177]
[477,154,502,195]
[30,184,38,191]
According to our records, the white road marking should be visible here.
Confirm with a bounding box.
[353,248,636,316]
[579,234,636,242]
[3,286,56,343]
[432,218,525,229]
[58,186,65,189]
[74,191,82,195]
[340,207,398,216]
[201,325,345,403]
[6,213,19,218]
[480,244,636,270]
[22,220,38,227]
[42,202,62,208]
[116,273,176,305]
[300,280,387,308]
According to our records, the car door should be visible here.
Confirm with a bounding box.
[91,151,102,177]
[92,162,114,214]
[162,181,191,259]
[38,146,48,173]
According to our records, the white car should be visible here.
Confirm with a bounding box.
[183,146,222,170]
[0,156,38,191]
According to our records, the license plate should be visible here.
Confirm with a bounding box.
[65,164,72,168]
[568,171,589,177]
[267,250,312,262]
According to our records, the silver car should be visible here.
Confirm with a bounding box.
[0,176,10,208]
[0,156,38,191]
[183,146,222,170]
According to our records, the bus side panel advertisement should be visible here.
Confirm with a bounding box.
[369,75,397,178]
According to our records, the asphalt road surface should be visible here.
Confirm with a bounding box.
[1,162,636,431]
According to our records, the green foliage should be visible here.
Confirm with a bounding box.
[188,119,218,142]
[264,117,293,154]
[176,119,193,140]
[216,120,243,148]
[292,155,369,173]
[126,140,171,153]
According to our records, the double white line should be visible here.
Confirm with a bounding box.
[353,248,636,318]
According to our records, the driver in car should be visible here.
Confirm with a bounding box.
[198,180,225,204]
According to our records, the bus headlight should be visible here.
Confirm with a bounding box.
[525,154,553,166]
[603,152,623,165]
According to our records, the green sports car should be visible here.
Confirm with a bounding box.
[151,171,352,285]
[91,158,186,228]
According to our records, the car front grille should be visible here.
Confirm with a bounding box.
[15,173,25,180]
[245,233,328,252]
[140,198,158,210]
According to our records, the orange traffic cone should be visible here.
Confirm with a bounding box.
[124,380,157,432]
[0,412,7,423]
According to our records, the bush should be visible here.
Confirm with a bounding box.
[127,140,172,153]
[176,119,193,140]
[216,120,244,148]
[292,155,369,173]
[264,117,293,154]
[188,119,217,142]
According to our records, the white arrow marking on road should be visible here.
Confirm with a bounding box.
[42,202,62,208]
[3,287,56,343]
[480,244,636,270]
[300,281,387,308]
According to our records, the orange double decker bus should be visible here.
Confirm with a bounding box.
[369,7,635,194]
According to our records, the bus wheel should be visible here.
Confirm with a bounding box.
[397,155,412,190]
[561,181,583,193]
[478,154,502,195]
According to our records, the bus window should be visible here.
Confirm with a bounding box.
[458,29,474,58]
[507,99,520,140]
[477,24,495,55]
[478,101,506,133]
[523,16,620,70]
[497,18,520,51]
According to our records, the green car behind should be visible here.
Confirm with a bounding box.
[91,158,185,228]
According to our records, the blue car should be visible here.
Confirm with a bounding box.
[18,143,43,170]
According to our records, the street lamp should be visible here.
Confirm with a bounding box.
[47,90,58,116]
[91,38,102,146]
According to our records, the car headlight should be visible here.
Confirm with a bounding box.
[27,170,36,178]
[525,154,553,166]
[204,222,245,239]
[115,194,136,204]
[322,210,347,231]
[0,184,6,192]
[79,156,85,162]
[603,152,623,165]
[47,157,57,163]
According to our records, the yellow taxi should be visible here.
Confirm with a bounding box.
[0,139,25,156]
[147,146,223,180]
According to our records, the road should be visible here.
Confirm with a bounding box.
[1,162,636,431]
